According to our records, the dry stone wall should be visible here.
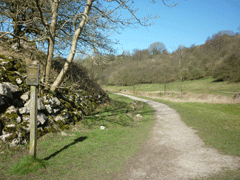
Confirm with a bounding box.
[0,55,109,147]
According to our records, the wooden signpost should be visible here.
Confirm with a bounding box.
[26,61,39,157]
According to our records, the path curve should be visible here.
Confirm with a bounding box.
[115,93,240,180]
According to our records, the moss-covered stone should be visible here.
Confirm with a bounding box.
[44,126,55,133]
[73,115,78,123]
[60,99,72,110]
[19,120,30,131]
[5,112,18,121]
[5,132,17,142]
[3,59,14,71]
[53,116,69,130]
[0,54,7,59]
[37,127,45,137]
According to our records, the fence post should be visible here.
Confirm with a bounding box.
[26,61,39,157]
[29,85,38,157]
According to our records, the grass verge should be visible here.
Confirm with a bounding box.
[0,93,155,180]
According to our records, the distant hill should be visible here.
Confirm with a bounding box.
[78,31,240,86]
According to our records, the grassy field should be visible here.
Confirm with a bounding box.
[104,79,240,179]
[103,78,240,96]
[0,94,155,180]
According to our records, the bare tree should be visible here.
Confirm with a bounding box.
[0,0,45,45]
[0,0,180,92]
[175,45,187,98]
[148,42,167,55]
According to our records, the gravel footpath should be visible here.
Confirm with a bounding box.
[115,93,240,180]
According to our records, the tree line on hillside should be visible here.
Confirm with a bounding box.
[79,30,240,86]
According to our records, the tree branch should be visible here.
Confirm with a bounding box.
[35,0,49,27]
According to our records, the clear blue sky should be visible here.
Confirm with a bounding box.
[109,0,240,55]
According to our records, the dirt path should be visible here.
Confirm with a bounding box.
[115,93,240,180]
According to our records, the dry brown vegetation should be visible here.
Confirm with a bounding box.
[109,89,240,104]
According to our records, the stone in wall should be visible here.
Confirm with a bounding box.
[0,82,19,99]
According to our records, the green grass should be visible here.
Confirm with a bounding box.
[159,100,240,179]
[8,155,48,175]
[0,93,155,180]
[159,101,240,156]
[104,77,240,96]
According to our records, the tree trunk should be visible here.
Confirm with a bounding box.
[50,0,93,92]
[44,0,60,88]
[12,21,22,46]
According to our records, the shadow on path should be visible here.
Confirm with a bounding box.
[44,136,87,160]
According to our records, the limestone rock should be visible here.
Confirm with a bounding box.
[37,113,47,125]
[69,95,75,102]
[42,96,61,108]
[0,82,19,99]
[16,116,22,123]
[1,61,12,70]
[22,115,30,122]
[0,114,10,123]
[45,104,53,114]
[0,132,12,142]
[5,106,17,114]
[19,106,30,114]
[21,120,30,132]
[14,71,27,78]
[53,109,60,114]
[42,95,50,104]
[10,138,20,147]
[38,98,46,110]
[20,92,30,102]
[61,109,69,119]
[55,115,65,123]
[24,98,45,111]
[6,124,16,128]
[15,78,22,84]
[49,97,61,107]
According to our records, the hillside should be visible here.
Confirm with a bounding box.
[79,31,240,86]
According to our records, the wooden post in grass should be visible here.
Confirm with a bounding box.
[26,61,40,157]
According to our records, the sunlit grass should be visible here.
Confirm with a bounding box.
[103,77,240,96]
[1,93,155,179]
